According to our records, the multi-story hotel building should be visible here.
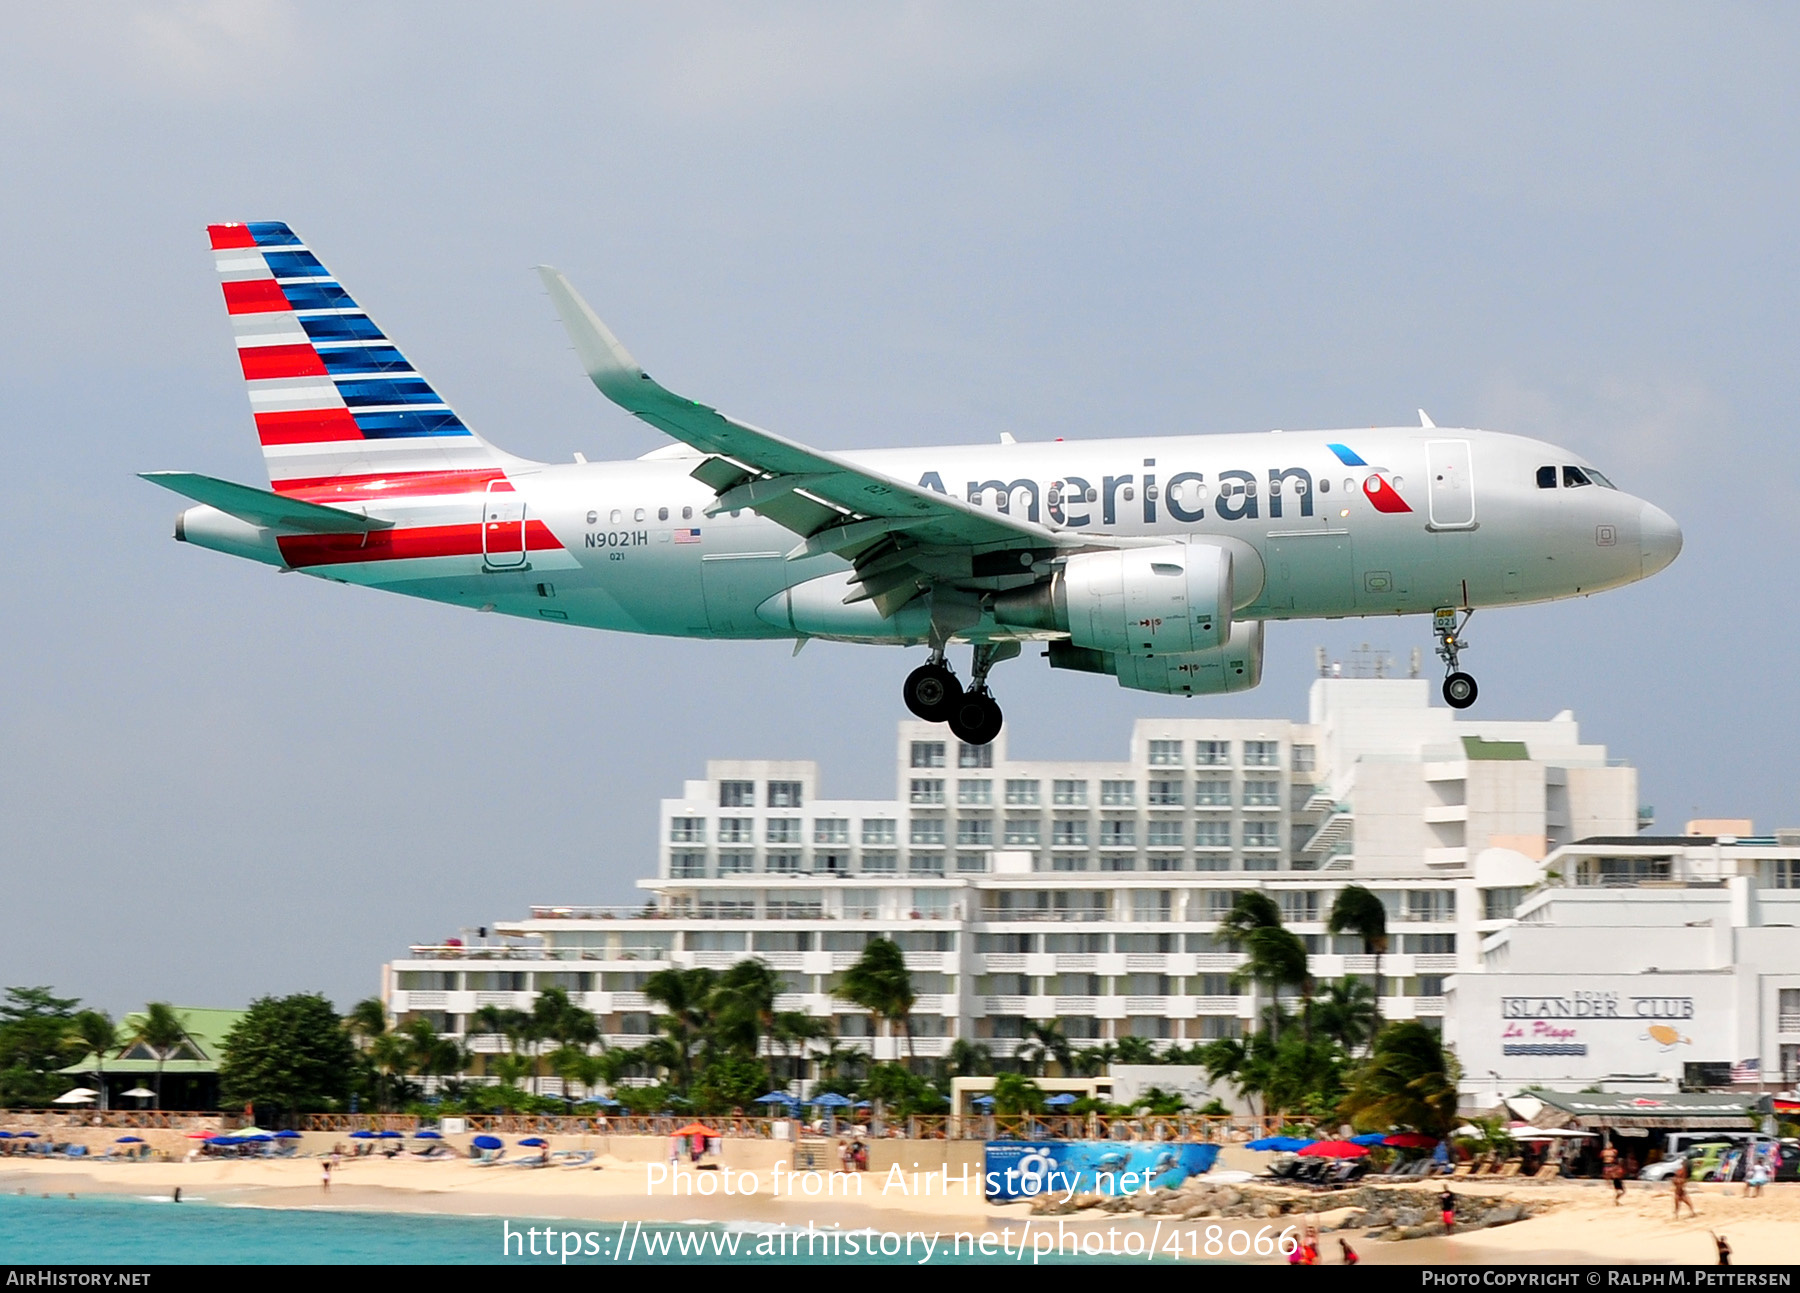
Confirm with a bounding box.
[385,677,1642,1082]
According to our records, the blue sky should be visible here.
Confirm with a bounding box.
[2,3,1794,1010]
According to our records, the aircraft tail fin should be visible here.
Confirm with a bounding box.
[206,222,525,494]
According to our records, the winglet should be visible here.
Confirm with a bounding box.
[1419,409,1436,428]
[536,266,660,413]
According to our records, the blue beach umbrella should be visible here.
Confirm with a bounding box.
[971,1095,996,1107]
[115,1136,144,1143]
[754,1092,797,1105]
[519,1137,548,1147]
[275,1130,302,1139]
[377,1130,403,1139]
[348,1130,377,1139]
[0,1132,12,1139]
[1349,1133,1388,1146]
[812,1093,852,1108]
[1245,1137,1285,1150]
[1044,1093,1077,1107]
[472,1135,503,1150]
[413,1130,442,1139]
[15,1132,40,1139]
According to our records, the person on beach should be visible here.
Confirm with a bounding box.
[1603,1146,1625,1204]
[1673,1158,1697,1218]
[1338,1238,1359,1265]
[322,1160,331,1193]
[1439,1186,1455,1231]
[1745,1156,1769,1198]
[1713,1232,1731,1266]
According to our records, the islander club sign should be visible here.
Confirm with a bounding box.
[1498,992,1698,1058]
[1501,991,1695,1020]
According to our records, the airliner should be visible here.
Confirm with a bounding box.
[145,222,1682,745]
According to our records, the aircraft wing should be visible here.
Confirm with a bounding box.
[539,267,1078,616]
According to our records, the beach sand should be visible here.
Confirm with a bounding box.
[3,1153,1794,1264]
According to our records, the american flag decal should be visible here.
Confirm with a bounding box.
[1731,1057,1760,1083]
[674,528,701,544]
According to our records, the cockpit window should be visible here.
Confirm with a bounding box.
[1562,465,1592,488]
[1584,468,1616,489]
[1536,466,1557,489]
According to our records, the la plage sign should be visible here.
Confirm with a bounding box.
[1501,991,1695,1020]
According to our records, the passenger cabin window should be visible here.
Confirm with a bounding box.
[1562,466,1591,488]
[1536,466,1557,489]
[658,507,669,521]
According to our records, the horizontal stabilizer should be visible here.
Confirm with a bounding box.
[139,471,394,533]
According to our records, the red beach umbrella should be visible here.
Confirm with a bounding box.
[672,1122,716,1138]
[1297,1140,1369,1158]
[1383,1132,1439,1150]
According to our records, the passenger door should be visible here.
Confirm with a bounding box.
[1426,440,1476,530]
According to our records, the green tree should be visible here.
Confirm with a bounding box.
[1315,978,1379,1054]
[218,994,356,1123]
[1113,1035,1158,1065]
[992,1072,1045,1115]
[946,1038,995,1078]
[834,939,916,1062]
[1327,885,1390,1035]
[131,1003,190,1110]
[1016,1021,1072,1077]
[770,1011,831,1084]
[0,987,84,1108]
[643,966,717,1092]
[691,1054,770,1113]
[710,960,784,1059]
[1339,1021,1458,1138]
[69,1011,119,1111]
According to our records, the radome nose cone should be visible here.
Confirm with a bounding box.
[1640,501,1682,577]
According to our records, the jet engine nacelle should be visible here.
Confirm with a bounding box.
[993,542,1234,656]
[1046,619,1265,696]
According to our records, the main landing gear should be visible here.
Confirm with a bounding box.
[903,643,1016,745]
[1433,607,1478,709]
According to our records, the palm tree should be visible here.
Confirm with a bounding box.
[946,1038,995,1078]
[69,1011,118,1111]
[551,1047,608,1109]
[643,966,717,1092]
[711,960,784,1059]
[1216,891,1286,1036]
[1113,1035,1157,1065]
[1016,1020,1072,1077]
[1070,1042,1114,1077]
[529,987,600,1097]
[991,1072,1045,1115]
[770,1011,831,1084]
[368,1031,411,1110]
[1339,1020,1458,1138]
[1232,925,1310,1042]
[834,938,916,1062]
[1315,978,1379,1054]
[131,1003,188,1110]
[1327,884,1390,1035]
[344,997,389,1048]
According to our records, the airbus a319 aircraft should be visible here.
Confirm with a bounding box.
[146,222,1682,744]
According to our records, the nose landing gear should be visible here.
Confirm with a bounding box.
[905,642,1016,744]
[1433,607,1478,709]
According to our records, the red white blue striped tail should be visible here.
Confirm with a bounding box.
[207,221,525,499]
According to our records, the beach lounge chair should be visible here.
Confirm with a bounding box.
[555,1150,596,1168]
[475,1150,508,1166]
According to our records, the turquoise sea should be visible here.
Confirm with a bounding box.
[0,1194,1152,1265]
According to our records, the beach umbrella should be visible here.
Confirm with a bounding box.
[754,1092,797,1105]
[412,1130,442,1140]
[1298,1140,1369,1158]
[1043,1093,1077,1107]
[184,1130,212,1139]
[15,1132,40,1139]
[274,1130,302,1139]
[235,1126,269,1137]
[471,1135,503,1150]
[589,1096,621,1107]
[1246,1136,1309,1151]
[971,1095,995,1106]
[519,1137,548,1147]
[115,1136,145,1144]
[377,1130,403,1139]
[812,1093,852,1108]
[243,1134,273,1142]
[1349,1133,1389,1146]
[52,1089,96,1104]
[0,1132,11,1139]
[348,1130,377,1139]
[1383,1132,1439,1150]
[123,1087,156,1100]
[672,1123,716,1138]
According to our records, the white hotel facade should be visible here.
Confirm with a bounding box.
[387,678,1695,1096]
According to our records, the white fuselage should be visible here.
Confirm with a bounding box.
[187,425,1676,647]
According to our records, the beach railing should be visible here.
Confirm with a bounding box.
[0,1110,226,1131]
